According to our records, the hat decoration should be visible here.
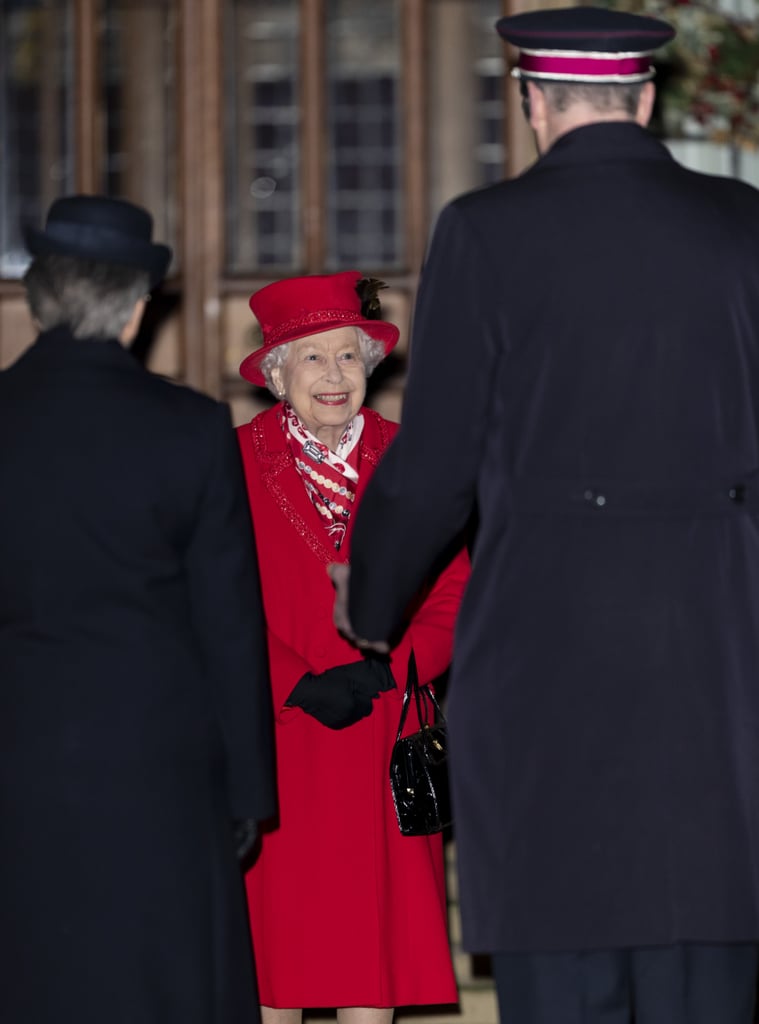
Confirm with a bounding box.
[497,7,675,84]
[24,194,172,288]
[240,271,400,387]
[356,276,388,320]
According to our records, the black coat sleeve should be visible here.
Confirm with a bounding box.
[185,403,276,822]
[349,201,502,640]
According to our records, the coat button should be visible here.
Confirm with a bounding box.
[584,489,606,508]
[728,485,746,503]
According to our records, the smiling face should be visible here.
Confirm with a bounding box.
[271,327,367,450]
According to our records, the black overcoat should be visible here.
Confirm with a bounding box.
[349,123,759,953]
[0,327,275,1022]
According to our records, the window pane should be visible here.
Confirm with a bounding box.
[223,0,300,272]
[428,0,505,217]
[0,0,75,279]
[325,0,402,271]
[101,0,178,268]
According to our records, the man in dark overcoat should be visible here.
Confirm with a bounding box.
[0,195,275,1024]
[334,8,759,1023]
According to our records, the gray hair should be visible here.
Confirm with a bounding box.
[259,327,387,398]
[24,252,149,340]
[536,79,645,118]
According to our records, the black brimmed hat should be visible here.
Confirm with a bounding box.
[24,194,172,289]
[497,6,675,84]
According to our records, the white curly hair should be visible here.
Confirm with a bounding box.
[259,327,387,399]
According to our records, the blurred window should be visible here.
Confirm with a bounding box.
[101,0,178,268]
[1,0,177,279]
[0,0,75,278]
[325,0,402,270]
[428,0,505,218]
[223,0,300,272]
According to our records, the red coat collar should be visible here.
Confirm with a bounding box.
[240,404,396,566]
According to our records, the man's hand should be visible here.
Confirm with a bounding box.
[328,563,390,653]
[232,818,258,864]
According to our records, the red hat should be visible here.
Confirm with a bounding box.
[240,271,400,386]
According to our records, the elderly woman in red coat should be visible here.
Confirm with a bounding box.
[236,271,469,1024]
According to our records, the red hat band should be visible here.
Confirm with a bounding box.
[516,49,654,83]
[264,308,368,347]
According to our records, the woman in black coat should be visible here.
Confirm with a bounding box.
[0,195,275,1024]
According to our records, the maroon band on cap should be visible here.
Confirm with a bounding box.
[519,50,653,81]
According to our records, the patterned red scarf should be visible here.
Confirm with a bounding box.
[281,403,364,550]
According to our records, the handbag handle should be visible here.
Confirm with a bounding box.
[394,650,446,744]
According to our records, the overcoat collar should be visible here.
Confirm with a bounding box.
[530,121,674,174]
[244,403,395,567]
[21,325,143,372]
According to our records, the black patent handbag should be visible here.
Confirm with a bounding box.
[389,650,451,836]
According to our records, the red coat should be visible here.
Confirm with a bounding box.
[238,405,469,1008]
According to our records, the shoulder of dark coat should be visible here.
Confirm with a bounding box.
[447,177,515,218]
[442,138,759,233]
[127,369,235,442]
[140,368,226,413]
[680,165,759,205]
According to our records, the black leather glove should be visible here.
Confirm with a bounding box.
[286,656,396,730]
[338,656,396,697]
[232,818,258,863]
